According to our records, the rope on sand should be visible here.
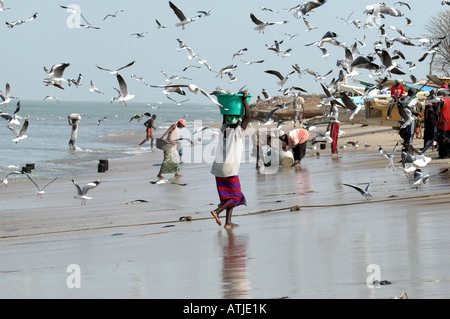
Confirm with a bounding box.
[1,192,449,240]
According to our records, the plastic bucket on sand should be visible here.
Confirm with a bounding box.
[215,94,252,116]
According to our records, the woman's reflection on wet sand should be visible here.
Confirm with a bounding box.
[219,230,251,298]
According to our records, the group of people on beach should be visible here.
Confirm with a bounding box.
[66,80,450,230]
[387,79,450,158]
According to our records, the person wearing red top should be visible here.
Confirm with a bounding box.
[437,97,450,158]
[387,79,405,119]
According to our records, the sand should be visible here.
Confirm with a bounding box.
[1,122,449,299]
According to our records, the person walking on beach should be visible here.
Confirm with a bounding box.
[293,92,304,127]
[137,114,157,150]
[210,92,251,229]
[387,79,405,119]
[157,119,186,179]
[327,115,340,157]
[279,128,310,167]
[68,116,79,151]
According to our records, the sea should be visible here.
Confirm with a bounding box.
[0,99,221,179]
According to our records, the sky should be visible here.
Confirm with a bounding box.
[0,0,448,106]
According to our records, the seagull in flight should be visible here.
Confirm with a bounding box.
[5,12,37,28]
[378,142,399,170]
[155,19,167,29]
[72,179,101,205]
[43,95,60,102]
[103,9,124,21]
[59,5,91,25]
[96,60,135,75]
[7,119,29,143]
[343,183,372,200]
[27,174,58,199]
[0,0,9,12]
[0,82,16,107]
[43,62,70,89]
[89,80,104,94]
[115,74,136,107]
[155,84,224,108]
[264,69,295,86]
[250,13,287,33]
[0,101,22,125]
[169,1,201,30]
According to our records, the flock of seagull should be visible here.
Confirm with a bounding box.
[1,1,450,204]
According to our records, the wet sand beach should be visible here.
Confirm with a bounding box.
[1,123,449,299]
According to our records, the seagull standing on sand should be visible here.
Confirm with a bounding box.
[343,183,372,200]
[72,179,101,205]
[27,174,58,199]
[169,1,201,30]
[115,74,135,107]
[96,60,135,75]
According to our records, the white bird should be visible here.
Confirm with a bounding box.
[292,0,327,18]
[378,142,399,170]
[0,101,21,125]
[157,84,224,108]
[264,70,295,86]
[129,112,151,122]
[96,60,135,75]
[340,92,363,120]
[343,183,372,200]
[59,5,91,25]
[166,96,191,106]
[169,1,201,30]
[217,64,237,78]
[155,19,167,29]
[44,62,70,89]
[412,169,429,190]
[89,80,104,94]
[0,0,10,11]
[7,119,29,143]
[68,73,82,87]
[303,17,317,32]
[27,174,58,199]
[0,82,16,107]
[115,74,136,107]
[250,13,287,33]
[0,171,23,187]
[43,95,59,102]
[5,12,37,28]
[150,178,169,186]
[130,32,148,38]
[72,179,101,205]
[103,9,124,21]
[96,117,107,125]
